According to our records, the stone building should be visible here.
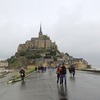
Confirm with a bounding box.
[73,58,88,69]
[18,25,57,52]
[0,60,8,67]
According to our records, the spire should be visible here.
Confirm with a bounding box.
[40,23,42,33]
[39,23,43,37]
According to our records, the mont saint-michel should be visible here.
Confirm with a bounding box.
[7,25,89,69]
[7,25,61,68]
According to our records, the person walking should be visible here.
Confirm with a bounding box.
[68,66,73,77]
[19,67,25,81]
[70,64,75,77]
[60,63,67,87]
[56,65,62,84]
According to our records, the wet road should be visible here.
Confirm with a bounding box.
[0,69,100,100]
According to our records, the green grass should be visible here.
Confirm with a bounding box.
[8,66,35,83]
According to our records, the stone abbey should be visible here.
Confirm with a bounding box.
[18,25,58,52]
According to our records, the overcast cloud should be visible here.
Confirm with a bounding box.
[0,0,100,66]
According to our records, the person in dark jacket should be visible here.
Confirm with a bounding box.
[19,68,25,80]
[68,66,72,77]
[70,64,75,77]
[60,63,67,86]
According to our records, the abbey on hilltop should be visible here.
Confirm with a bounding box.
[18,25,57,52]
[7,25,61,68]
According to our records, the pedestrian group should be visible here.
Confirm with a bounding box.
[56,63,75,87]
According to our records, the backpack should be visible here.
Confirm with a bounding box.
[56,67,62,74]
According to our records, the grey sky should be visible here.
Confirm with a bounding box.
[0,0,100,66]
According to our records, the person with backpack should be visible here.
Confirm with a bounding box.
[56,65,62,84]
[19,68,25,81]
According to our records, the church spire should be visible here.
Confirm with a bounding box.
[40,24,42,33]
[39,23,43,37]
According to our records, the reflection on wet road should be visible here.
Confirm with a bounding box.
[0,69,100,100]
[57,85,68,100]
